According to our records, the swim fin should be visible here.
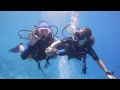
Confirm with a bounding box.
[9,43,23,53]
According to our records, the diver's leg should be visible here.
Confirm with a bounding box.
[19,44,24,53]
[9,43,24,53]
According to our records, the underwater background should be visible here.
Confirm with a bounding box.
[0,11,120,79]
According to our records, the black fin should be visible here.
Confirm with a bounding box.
[9,43,23,53]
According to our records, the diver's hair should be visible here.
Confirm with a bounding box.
[89,35,95,46]
[81,27,92,38]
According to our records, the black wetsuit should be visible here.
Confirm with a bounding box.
[59,37,99,61]
[21,35,54,62]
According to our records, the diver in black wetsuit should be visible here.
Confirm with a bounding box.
[9,21,63,76]
[45,27,116,79]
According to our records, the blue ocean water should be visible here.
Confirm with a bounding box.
[0,11,120,79]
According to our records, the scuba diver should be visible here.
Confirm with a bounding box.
[45,27,116,79]
[9,21,62,77]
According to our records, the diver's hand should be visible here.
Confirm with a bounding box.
[106,71,116,79]
[45,46,56,56]
[107,74,116,79]
[28,31,40,46]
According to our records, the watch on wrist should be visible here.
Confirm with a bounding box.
[106,71,112,75]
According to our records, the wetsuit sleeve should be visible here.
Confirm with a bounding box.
[56,49,67,56]
[61,37,72,44]
[53,37,72,56]
[87,47,99,61]
[20,45,31,60]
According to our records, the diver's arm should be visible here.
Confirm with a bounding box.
[45,40,62,56]
[95,59,116,79]
[50,37,72,49]
[95,59,108,73]
[28,31,39,46]
[88,47,116,79]
[51,40,62,48]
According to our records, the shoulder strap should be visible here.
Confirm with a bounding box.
[81,54,87,74]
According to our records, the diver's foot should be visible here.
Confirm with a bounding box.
[9,43,23,53]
